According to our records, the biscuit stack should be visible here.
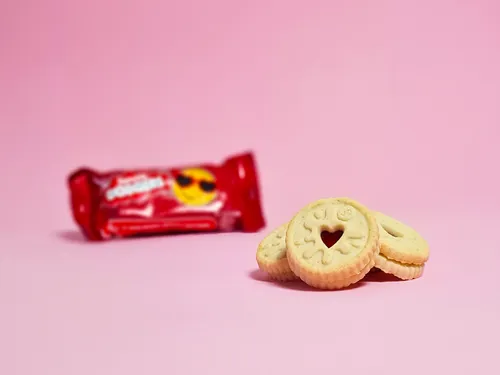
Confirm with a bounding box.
[256,197,429,290]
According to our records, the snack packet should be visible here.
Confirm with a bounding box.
[67,151,266,240]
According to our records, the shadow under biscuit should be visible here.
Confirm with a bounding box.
[363,269,402,283]
[248,269,367,291]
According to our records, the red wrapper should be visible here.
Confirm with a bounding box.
[67,151,266,241]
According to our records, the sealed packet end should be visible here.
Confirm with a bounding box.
[225,152,266,232]
[67,168,102,241]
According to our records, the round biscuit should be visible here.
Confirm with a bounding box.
[374,211,429,265]
[256,223,298,281]
[286,197,379,290]
[374,253,424,280]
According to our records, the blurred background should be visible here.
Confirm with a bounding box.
[1,0,499,234]
[2,2,500,374]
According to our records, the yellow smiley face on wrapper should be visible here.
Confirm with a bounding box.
[172,168,217,206]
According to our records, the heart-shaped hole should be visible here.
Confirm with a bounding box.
[321,229,344,248]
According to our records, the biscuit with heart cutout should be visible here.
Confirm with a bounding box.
[285,197,379,290]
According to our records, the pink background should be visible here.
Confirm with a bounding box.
[1,0,500,374]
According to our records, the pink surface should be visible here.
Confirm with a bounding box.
[1,0,500,374]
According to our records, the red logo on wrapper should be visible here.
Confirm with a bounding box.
[67,152,266,241]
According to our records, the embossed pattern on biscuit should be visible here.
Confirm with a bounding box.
[256,224,298,281]
[258,225,287,260]
[285,198,379,289]
[290,201,370,267]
